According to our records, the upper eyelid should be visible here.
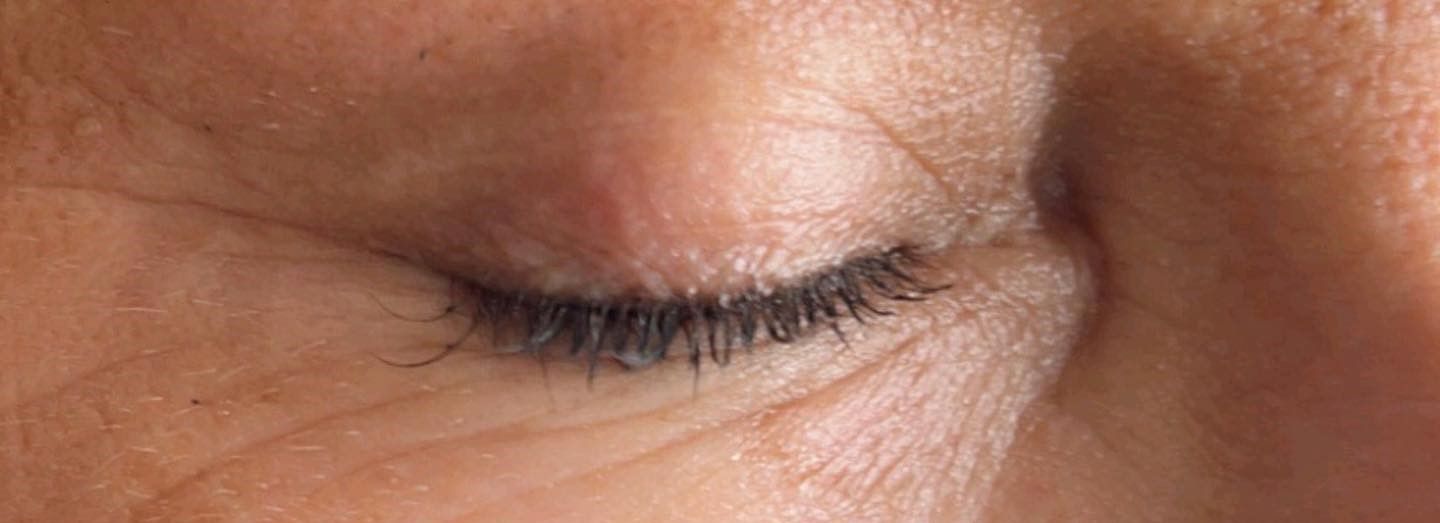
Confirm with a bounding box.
[385,246,950,381]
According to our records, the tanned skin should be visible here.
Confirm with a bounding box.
[3,1,1438,521]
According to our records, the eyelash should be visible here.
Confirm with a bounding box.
[394,246,949,381]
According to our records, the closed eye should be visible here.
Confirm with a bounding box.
[387,246,950,383]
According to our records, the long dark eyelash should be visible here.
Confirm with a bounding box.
[396,246,950,378]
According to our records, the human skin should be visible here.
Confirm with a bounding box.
[2,0,1438,521]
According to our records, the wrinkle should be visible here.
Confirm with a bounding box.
[0,342,189,420]
[433,416,743,523]
[749,331,945,517]
[849,104,961,211]
[7,182,408,274]
[129,379,468,518]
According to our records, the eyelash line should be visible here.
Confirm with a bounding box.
[391,246,950,383]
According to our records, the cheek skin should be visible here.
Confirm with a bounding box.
[989,2,1440,520]
[33,0,1440,521]
[0,191,1089,522]
[26,0,1440,520]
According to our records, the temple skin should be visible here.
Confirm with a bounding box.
[3,0,1440,521]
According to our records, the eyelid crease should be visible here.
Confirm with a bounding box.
[388,246,950,382]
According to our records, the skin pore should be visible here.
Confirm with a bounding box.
[2,0,1438,521]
